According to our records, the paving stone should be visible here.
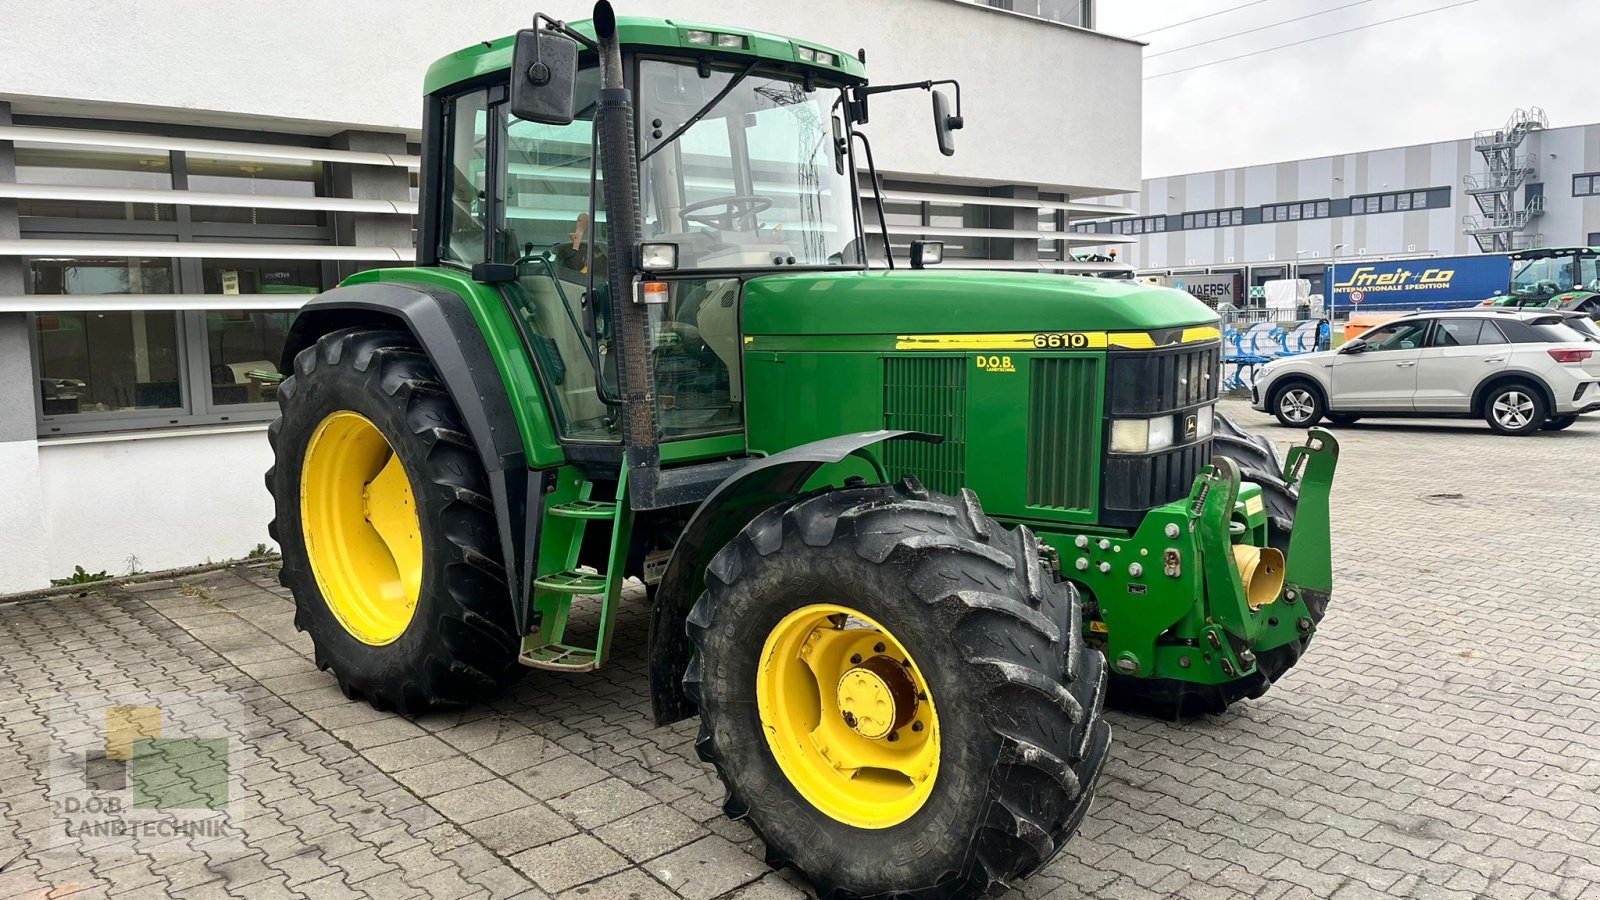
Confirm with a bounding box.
[463,802,580,855]
[2,401,1598,899]
[643,835,766,900]
[547,778,657,829]
[593,804,709,863]
[511,833,630,894]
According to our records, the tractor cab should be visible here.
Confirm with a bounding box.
[1488,247,1600,316]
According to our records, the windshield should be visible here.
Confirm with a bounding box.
[637,58,861,270]
[1510,254,1600,296]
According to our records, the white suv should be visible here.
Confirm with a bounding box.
[1251,309,1600,435]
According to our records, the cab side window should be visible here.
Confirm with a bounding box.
[440,90,490,266]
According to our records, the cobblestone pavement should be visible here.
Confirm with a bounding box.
[2,400,1598,900]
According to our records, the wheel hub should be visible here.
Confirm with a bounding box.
[755,604,941,829]
[836,656,917,740]
[299,410,423,646]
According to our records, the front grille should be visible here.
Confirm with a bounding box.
[1028,357,1099,511]
[1107,343,1220,415]
[882,357,967,495]
[1100,341,1223,526]
[1102,439,1212,522]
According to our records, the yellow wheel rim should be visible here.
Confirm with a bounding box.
[299,411,423,646]
[756,603,941,829]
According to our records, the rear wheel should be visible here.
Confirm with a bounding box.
[687,479,1110,899]
[267,327,521,713]
[1483,383,1547,436]
[1542,415,1579,431]
[1271,381,1325,428]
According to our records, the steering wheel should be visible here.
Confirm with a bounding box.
[681,194,774,230]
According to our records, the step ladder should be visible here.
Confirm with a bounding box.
[518,465,633,673]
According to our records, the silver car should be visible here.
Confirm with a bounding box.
[1251,309,1600,435]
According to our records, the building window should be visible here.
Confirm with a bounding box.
[186,154,325,225]
[36,311,184,416]
[30,256,175,295]
[206,311,293,406]
[1574,174,1600,197]
[14,142,175,222]
[1353,188,1441,215]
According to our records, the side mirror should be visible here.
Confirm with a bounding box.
[1339,339,1367,354]
[932,90,962,157]
[510,27,579,125]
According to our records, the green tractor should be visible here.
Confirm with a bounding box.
[1484,246,1600,317]
[267,5,1340,896]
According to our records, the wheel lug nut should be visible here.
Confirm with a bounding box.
[850,653,862,664]
[911,721,923,732]
[887,732,899,742]
[873,642,886,654]
[901,658,911,668]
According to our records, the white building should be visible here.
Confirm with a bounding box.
[1077,109,1600,298]
[0,0,1142,592]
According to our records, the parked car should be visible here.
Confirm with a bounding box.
[1251,309,1600,435]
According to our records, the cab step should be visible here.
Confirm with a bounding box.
[518,461,635,673]
[548,499,618,520]
[533,569,608,594]
[518,643,599,673]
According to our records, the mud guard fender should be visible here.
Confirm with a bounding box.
[280,282,540,628]
[648,430,940,725]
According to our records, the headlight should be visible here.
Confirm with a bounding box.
[1109,416,1175,454]
[1195,405,1214,438]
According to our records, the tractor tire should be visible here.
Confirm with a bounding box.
[267,327,521,714]
[686,478,1110,900]
[1107,443,1322,719]
[1213,411,1284,479]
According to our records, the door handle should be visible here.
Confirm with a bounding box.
[1396,361,1416,368]
[1484,357,1505,363]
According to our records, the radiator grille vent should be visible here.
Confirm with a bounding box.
[882,357,966,495]
[1027,357,1099,511]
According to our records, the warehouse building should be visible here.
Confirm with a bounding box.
[0,0,1140,591]
[1076,108,1600,301]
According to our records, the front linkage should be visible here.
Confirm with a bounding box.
[1045,428,1339,705]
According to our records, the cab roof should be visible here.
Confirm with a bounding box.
[1509,247,1600,261]
[425,16,867,94]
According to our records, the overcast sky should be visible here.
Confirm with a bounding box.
[1095,0,1600,178]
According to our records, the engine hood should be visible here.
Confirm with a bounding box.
[741,269,1219,336]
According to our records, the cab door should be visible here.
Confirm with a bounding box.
[1414,317,1508,412]
[1329,319,1429,410]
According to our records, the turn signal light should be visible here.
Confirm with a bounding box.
[1548,348,1594,363]
[638,281,670,305]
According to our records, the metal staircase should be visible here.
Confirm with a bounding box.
[1462,108,1547,253]
[518,465,635,673]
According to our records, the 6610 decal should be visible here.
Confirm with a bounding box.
[1032,332,1095,349]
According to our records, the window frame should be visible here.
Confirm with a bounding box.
[1574,173,1600,197]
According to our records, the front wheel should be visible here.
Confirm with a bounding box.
[1542,414,1579,432]
[687,479,1110,899]
[1271,381,1325,428]
[1483,383,1547,435]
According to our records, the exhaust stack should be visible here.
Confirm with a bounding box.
[592,0,661,503]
